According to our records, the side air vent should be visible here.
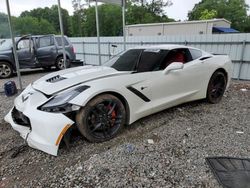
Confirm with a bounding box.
[46,75,66,83]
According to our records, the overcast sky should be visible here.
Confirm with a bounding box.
[0,0,250,20]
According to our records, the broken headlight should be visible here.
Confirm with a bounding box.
[39,85,89,113]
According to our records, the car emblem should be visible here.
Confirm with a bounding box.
[22,92,33,102]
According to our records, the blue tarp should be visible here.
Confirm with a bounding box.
[213,27,239,33]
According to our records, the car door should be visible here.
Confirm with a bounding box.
[149,48,207,113]
[129,49,168,116]
[36,35,57,66]
[16,37,35,68]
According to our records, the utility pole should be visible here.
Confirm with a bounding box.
[57,0,67,69]
[6,0,22,90]
[95,0,101,65]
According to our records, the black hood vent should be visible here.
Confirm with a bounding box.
[46,75,66,83]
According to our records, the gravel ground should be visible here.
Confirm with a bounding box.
[0,70,249,188]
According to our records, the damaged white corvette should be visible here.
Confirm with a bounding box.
[5,45,232,156]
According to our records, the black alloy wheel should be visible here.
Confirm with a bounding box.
[76,94,126,142]
[206,71,227,104]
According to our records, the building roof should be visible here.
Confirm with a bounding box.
[126,19,231,28]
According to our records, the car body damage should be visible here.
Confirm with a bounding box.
[5,45,233,156]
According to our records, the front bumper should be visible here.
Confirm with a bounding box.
[4,84,74,156]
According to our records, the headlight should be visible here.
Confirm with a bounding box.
[39,85,89,113]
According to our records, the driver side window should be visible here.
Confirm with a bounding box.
[17,39,31,50]
[137,49,168,73]
[160,48,193,70]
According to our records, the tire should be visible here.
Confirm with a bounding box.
[0,61,13,78]
[76,94,126,142]
[55,56,70,70]
[206,71,227,104]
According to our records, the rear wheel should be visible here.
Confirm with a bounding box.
[55,56,70,70]
[206,71,227,104]
[0,61,13,78]
[76,94,126,142]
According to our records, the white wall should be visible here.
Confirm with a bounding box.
[126,20,231,36]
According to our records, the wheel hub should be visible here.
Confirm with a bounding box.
[0,64,11,76]
[99,113,113,126]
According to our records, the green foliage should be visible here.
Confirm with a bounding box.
[188,0,249,31]
[12,16,56,36]
[0,13,10,38]
[71,10,83,37]
[243,16,250,32]
[72,4,122,37]
[131,0,172,15]
[126,2,174,25]
[1,0,175,38]
[199,9,217,20]
[71,1,175,37]
[20,5,72,36]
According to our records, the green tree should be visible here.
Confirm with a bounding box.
[71,10,84,37]
[71,1,175,37]
[20,5,72,36]
[78,4,122,36]
[0,12,10,38]
[13,16,56,36]
[126,1,174,25]
[131,0,172,15]
[199,9,217,20]
[244,16,250,32]
[188,0,249,31]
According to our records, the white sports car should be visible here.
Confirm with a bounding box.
[5,45,232,156]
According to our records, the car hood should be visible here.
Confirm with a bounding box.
[32,65,128,95]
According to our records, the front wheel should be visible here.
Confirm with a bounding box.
[206,71,227,104]
[76,94,126,142]
[0,62,13,78]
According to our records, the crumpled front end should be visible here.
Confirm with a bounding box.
[4,84,74,156]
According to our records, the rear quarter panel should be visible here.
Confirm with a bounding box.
[203,55,232,89]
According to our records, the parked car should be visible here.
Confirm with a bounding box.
[5,45,232,156]
[0,35,76,78]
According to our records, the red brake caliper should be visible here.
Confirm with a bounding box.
[108,105,116,126]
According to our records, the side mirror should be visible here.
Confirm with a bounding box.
[163,62,184,75]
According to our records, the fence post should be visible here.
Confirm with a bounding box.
[82,41,86,65]
[108,42,111,59]
[238,40,246,80]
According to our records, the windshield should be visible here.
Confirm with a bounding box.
[104,49,142,71]
[104,49,169,72]
[0,39,12,51]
